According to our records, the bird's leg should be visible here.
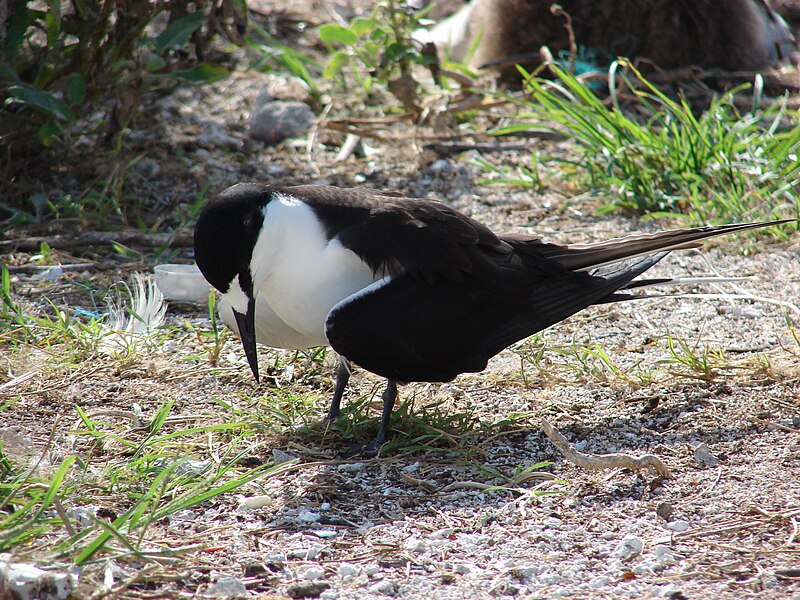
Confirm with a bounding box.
[326,356,351,422]
[363,379,397,455]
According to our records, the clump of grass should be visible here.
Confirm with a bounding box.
[516,334,657,388]
[496,60,800,228]
[0,401,286,565]
[515,331,781,389]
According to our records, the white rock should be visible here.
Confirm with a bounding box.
[666,520,690,532]
[249,101,315,144]
[301,566,326,580]
[654,545,678,565]
[368,580,397,595]
[289,544,324,560]
[338,563,360,577]
[201,576,247,598]
[272,449,296,464]
[0,558,78,600]
[298,509,321,523]
[239,495,272,510]
[589,575,611,588]
[312,530,337,538]
[614,536,644,560]
[265,551,287,564]
[337,462,367,472]
[694,443,720,467]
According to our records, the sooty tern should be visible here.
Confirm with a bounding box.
[194,183,784,453]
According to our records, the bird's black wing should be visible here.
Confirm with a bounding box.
[324,252,663,383]
[325,219,790,383]
[288,185,514,285]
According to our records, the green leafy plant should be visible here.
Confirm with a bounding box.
[1,1,241,148]
[318,0,434,108]
[245,20,321,95]
[495,60,800,227]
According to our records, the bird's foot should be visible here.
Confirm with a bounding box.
[339,433,390,459]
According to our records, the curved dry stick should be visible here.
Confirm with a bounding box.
[541,418,672,478]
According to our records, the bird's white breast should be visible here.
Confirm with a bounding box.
[243,193,379,348]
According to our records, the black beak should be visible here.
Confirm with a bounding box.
[233,298,259,383]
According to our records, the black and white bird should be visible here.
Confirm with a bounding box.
[194,183,783,452]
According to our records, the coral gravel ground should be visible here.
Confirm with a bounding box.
[2,5,800,600]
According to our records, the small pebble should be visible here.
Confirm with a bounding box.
[694,443,719,467]
[657,502,674,521]
[240,495,271,510]
[298,509,321,523]
[201,577,247,598]
[368,580,397,595]
[287,581,331,599]
[249,101,315,144]
[666,520,690,532]
[338,563,359,578]
[589,575,611,588]
[312,530,337,539]
[300,566,325,581]
[654,545,678,565]
[614,536,644,561]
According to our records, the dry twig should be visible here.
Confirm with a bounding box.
[541,418,672,477]
[1,231,193,253]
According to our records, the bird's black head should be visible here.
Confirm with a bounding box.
[194,183,275,297]
[194,183,275,382]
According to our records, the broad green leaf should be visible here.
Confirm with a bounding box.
[171,63,229,83]
[0,63,19,82]
[145,51,167,73]
[323,52,347,79]
[6,84,74,121]
[153,11,204,53]
[71,0,88,19]
[45,0,62,46]
[318,24,357,46]
[349,17,377,36]
[65,73,86,106]
[5,4,36,57]
[385,42,414,62]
